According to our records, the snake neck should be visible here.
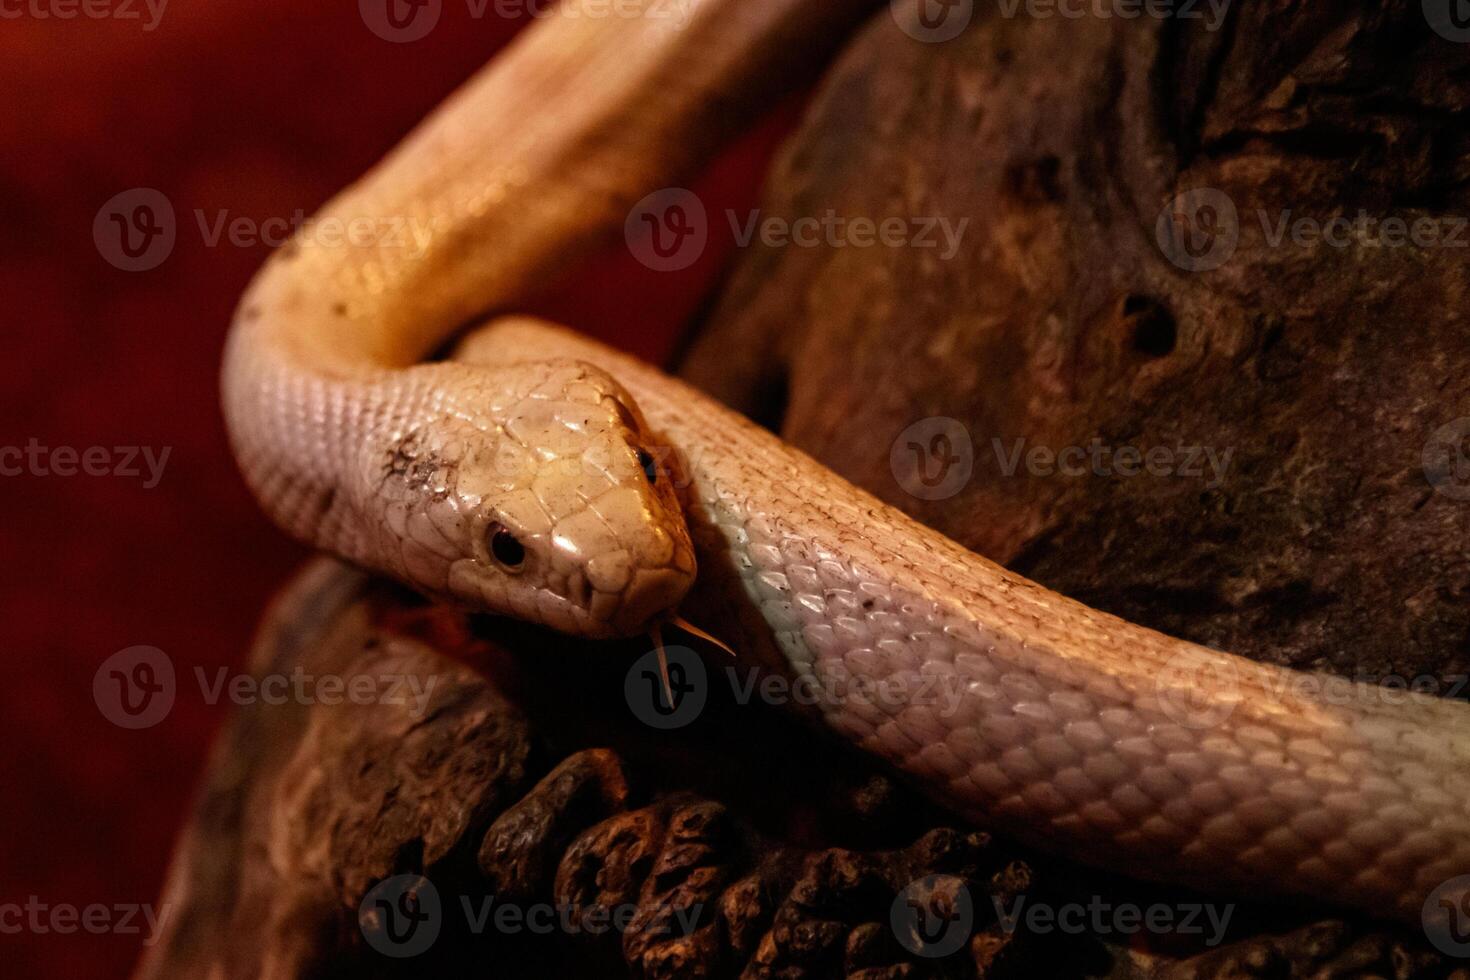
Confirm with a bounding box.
[222,0,880,609]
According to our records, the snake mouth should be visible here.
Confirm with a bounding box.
[606,566,696,636]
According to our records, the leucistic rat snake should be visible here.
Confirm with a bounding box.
[222,0,1470,935]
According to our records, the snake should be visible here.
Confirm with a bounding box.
[222,0,1470,935]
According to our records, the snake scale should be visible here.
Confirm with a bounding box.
[222,0,1470,934]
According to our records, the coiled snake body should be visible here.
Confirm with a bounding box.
[223,0,1470,932]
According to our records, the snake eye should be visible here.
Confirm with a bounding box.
[636,448,657,485]
[486,522,526,570]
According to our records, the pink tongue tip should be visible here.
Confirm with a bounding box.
[646,614,737,709]
[650,623,674,707]
[666,613,738,658]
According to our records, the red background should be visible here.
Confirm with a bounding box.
[0,4,791,975]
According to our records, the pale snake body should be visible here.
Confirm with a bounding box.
[222,0,1470,932]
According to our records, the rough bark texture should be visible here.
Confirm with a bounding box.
[140,2,1470,977]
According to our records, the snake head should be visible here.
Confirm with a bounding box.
[365,360,696,638]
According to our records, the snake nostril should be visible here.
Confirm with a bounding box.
[487,522,526,570]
